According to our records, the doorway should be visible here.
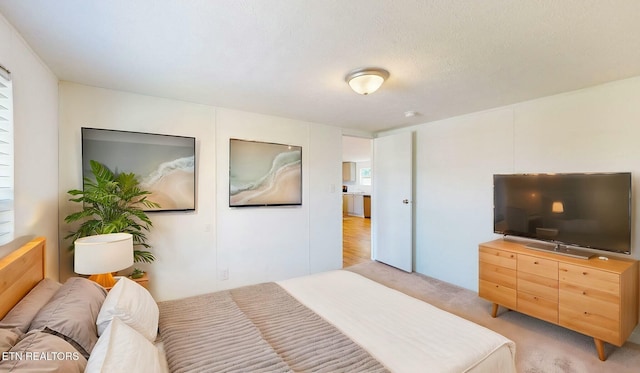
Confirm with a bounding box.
[371,132,413,272]
[341,136,373,268]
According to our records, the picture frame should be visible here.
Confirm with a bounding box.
[81,127,196,212]
[229,138,302,207]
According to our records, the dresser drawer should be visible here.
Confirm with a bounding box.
[559,263,620,296]
[559,282,619,317]
[518,254,558,280]
[559,302,620,345]
[479,247,516,270]
[479,279,516,310]
[518,292,558,324]
[480,262,516,288]
[518,271,558,302]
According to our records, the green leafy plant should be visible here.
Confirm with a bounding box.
[130,268,145,279]
[65,160,160,263]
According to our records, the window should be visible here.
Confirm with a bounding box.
[360,167,372,186]
[0,65,13,245]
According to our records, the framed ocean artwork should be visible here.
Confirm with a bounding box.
[81,127,196,211]
[229,139,302,207]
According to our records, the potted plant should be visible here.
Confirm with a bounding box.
[65,160,160,263]
[130,267,145,279]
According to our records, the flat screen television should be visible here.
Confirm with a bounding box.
[493,173,631,255]
[82,127,196,212]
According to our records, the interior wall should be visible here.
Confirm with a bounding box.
[410,76,640,292]
[415,108,514,286]
[58,83,342,301]
[215,108,342,290]
[58,82,216,301]
[307,124,343,274]
[0,14,59,279]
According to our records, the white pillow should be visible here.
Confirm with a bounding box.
[96,277,159,341]
[86,318,164,373]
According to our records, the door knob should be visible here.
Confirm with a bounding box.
[402,199,409,204]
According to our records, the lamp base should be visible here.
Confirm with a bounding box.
[88,273,117,288]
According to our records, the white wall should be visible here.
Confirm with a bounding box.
[308,125,343,273]
[409,76,640,292]
[58,83,342,301]
[415,108,514,285]
[215,109,343,289]
[0,14,59,279]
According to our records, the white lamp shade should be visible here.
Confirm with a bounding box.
[552,201,564,213]
[74,233,134,275]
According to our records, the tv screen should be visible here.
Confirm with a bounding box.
[493,173,631,254]
[82,127,196,212]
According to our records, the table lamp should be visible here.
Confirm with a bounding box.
[552,201,564,213]
[74,233,134,288]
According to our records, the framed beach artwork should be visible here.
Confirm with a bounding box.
[229,138,302,207]
[81,127,196,211]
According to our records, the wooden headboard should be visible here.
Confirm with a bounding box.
[0,236,46,319]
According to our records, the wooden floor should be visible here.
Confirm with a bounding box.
[342,215,372,268]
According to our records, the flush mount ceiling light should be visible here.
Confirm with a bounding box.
[345,67,390,95]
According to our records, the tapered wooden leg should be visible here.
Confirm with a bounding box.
[491,303,499,318]
[594,338,606,361]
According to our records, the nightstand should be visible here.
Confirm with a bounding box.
[127,273,149,290]
[104,273,149,291]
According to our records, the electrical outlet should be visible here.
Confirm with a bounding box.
[219,268,229,281]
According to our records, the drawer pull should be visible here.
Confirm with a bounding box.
[582,272,588,276]
[533,296,538,300]
[582,291,587,295]
[584,312,590,316]
[534,261,539,265]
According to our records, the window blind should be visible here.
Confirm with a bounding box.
[0,65,14,245]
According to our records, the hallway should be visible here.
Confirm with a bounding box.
[342,215,371,267]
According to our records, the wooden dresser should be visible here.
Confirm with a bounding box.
[479,239,638,361]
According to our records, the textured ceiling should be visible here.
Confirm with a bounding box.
[1,1,640,133]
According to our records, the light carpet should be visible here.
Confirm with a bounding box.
[346,261,640,373]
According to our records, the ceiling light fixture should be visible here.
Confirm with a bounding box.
[345,67,389,95]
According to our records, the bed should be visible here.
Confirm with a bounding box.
[0,237,516,372]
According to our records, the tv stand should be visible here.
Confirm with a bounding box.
[524,241,594,260]
[479,239,638,361]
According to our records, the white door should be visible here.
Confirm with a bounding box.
[372,132,413,272]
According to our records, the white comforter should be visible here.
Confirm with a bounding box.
[278,270,516,373]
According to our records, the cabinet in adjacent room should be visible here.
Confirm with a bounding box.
[363,195,371,218]
[343,193,364,217]
[478,239,638,361]
[342,162,356,182]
